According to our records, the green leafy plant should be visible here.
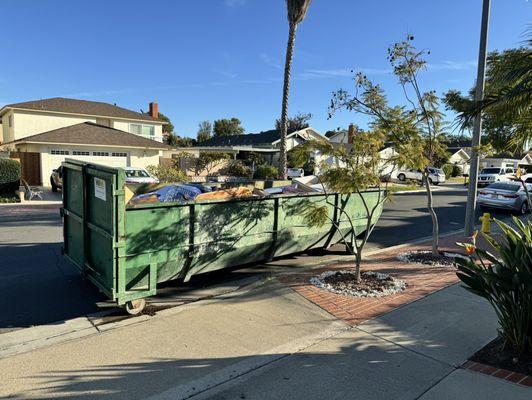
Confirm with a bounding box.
[254,164,279,180]
[0,158,21,194]
[456,218,532,355]
[146,165,188,183]
[195,152,231,176]
[442,164,453,178]
[222,161,251,177]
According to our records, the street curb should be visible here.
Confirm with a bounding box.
[0,317,98,358]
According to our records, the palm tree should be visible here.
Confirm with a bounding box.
[279,0,312,179]
[459,29,531,148]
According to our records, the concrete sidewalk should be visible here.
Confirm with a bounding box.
[1,275,528,399]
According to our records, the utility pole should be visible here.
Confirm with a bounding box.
[464,0,491,236]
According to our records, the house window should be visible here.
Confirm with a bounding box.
[8,115,12,127]
[51,150,69,155]
[130,123,155,137]
[93,151,109,156]
[111,152,128,157]
[73,151,90,156]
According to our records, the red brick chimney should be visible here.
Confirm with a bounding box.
[149,102,159,119]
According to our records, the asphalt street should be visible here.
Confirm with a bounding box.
[0,184,494,332]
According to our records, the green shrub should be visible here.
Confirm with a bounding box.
[146,165,188,183]
[456,217,532,355]
[0,158,21,194]
[0,158,21,185]
[254,164,279,180]
[223,161,251,177]
[442,164,453,178]
[451,164,462,177]
[0,193,19,203]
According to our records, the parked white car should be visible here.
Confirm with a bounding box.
[287,168,304,179]
[477,167,515,187]
[125,167,159,184]
[397,167,446,185]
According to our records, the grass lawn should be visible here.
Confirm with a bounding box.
[385,183,423,193]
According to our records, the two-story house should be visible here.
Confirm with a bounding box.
[0,97,169,186]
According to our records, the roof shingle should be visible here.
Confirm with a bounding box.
[3,97,161,122]
[12,122,171,149]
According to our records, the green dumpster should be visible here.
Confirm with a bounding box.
[61,159,384,314]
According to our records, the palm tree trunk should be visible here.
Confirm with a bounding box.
[424,171,439,255]
[279,22,297,180]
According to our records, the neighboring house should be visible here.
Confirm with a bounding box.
[324,141,399,179]
[480,153,532,170]
[0,97,168,186]
[0,97,165,144]
[447,147,470,174]
[186,127,328,167]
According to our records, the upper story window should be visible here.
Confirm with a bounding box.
[130,123,155,137]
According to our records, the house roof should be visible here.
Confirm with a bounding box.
[197,127,325,147]
[198,129,282,147]
[9,122,171,150]
[1,97,162,122]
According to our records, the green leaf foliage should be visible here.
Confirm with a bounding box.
[456,217,532,354]
[0,158,21,185]
[146,164,188,183]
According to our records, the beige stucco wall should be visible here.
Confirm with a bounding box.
[12,110,97,140]
[1,110,15,143]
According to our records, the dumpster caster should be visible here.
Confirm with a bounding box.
[125,299,146,315]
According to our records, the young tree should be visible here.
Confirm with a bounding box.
[213,118,245,137]
[195,152,231,175]
[279,0,312,179]
[158,112,175,135]
[328,36,448,255]
[164,133,195,147]
[275,112,312,133]
[297,127,395,282]
[197,120,213,142]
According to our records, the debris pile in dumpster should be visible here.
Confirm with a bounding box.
[128,176,327,205]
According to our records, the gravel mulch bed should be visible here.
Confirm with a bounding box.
[470,336,532,376]
[397,250,467,268]
[310,270,406,298]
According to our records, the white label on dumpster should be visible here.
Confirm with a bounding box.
[94,177,106,200]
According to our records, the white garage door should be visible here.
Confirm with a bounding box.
[48,150,129,170]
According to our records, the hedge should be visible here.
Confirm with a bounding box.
[0,158,21,194]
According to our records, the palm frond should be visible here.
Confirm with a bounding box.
[286,0,312,26]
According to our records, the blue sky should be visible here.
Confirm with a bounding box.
[1,0,530,137]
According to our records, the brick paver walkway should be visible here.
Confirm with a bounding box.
[279,234,470,326]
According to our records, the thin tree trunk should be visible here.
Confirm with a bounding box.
[279,22,297,180]
[424,170,439,255]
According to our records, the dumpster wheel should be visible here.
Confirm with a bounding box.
[125,299,146,315]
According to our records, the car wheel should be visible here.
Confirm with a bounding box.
[50,177,58,192]
[519,202,529,215]
[398,173,406,181]
[433,182,439,186]
[428,178,433,185]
